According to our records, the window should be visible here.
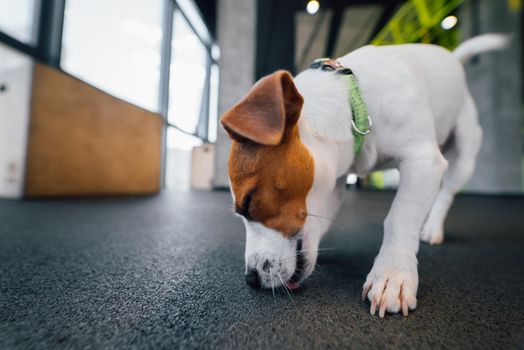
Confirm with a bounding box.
[1,0,220,190]
[61,0,163,112]
[0,0,40,44]
[168,10,208,134]
[165,7,218,189]
[208,63,219,143]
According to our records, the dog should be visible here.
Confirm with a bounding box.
[220,34,509,317]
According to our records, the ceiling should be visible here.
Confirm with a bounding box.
[191,0,406,76]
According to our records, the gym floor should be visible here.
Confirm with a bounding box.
[1,191,523,349]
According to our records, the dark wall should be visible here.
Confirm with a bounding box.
[256,0,298,79]
[194,0,216,37]
[254,0,402,80]
[460,0,522,193]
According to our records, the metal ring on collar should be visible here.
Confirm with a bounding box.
[351,115,373,135]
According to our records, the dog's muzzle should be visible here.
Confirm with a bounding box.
[244,239,305,290]
[286,239,305,290]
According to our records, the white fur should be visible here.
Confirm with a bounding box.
[243,220,299,288]
[453,33,510,63]
[237,35,507,316]
[293,36,507,317]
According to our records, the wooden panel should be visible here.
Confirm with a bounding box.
[24,63,163,197]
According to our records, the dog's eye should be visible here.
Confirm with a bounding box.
[291,229,301,238]
[236,190,254,220]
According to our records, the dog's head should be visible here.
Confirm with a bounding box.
[221,70,323,290]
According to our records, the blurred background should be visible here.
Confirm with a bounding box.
[0,0,521,198]
[1,2,523,348]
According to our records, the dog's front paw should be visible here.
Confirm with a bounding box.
[421,220,444,245]
[361,253,418,318]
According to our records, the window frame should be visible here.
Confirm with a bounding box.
[163,1,218,142]
[160,0,217,186]
[0,0,65,66]
[0,0,218,188]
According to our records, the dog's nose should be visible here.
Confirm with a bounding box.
[245,268,261,288]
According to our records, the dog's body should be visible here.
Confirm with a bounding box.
[221,34,508,317]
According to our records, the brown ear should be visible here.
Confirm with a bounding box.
[220,70,303,146]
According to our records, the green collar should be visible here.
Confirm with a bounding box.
[309,58,372,155]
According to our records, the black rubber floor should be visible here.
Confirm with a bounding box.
[1,191,523,349]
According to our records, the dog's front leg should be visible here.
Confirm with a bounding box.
[362,150,447,317]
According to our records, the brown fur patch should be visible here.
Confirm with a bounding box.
[228,126,314,237]
[221,70,314,237]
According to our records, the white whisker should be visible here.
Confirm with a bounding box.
[307,213,350,230]
[277,272,295,304]
[269,268,276,303]
[297,248,336,254]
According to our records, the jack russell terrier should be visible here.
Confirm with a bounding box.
[220,34,508,318]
